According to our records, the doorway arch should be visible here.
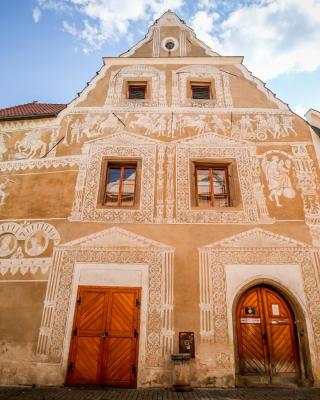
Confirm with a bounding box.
[233,280,313,387]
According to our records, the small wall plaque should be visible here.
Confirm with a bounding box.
[179,332,195,358]
[272,304,280,316]
[245,307,256,315]
[240,318,261,324]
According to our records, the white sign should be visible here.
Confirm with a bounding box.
[272,304,280,316]
[240,318,261,324]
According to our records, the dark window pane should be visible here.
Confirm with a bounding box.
[129,86,146,99]
[192,86,210,99]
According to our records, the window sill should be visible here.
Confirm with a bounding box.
[191,205,243,212]
[186,99,216,107]
[97,204,140,210]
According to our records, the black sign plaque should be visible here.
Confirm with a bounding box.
[179,332,195,358]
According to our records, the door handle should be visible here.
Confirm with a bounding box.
[262,332,267,343]
[101,331,108,338]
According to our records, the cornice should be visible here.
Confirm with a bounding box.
[103,56,244,66]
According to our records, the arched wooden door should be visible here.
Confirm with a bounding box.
[236,285,300,386]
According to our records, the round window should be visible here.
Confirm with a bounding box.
[165,41,175,51]
[161,37,179,52]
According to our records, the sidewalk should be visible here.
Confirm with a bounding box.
[0,387,319,400]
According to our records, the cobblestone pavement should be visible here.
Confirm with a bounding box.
[0,387,320,400]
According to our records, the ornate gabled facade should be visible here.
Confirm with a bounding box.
[0,10,320,388]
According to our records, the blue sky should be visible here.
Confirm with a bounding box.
[1,0,320,117]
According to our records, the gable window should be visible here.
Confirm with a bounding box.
[195,165,230,207]
[104,163,137,207]
[191,83,211,100]
[128,82,147,99]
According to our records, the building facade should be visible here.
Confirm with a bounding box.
[0,11,320,388]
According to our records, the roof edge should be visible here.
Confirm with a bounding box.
[0,112,61,122]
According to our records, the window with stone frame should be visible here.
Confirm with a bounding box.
[195,164,230,207]
[103,163,137,207]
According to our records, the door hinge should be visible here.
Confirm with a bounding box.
[77,297,81,305]
[68,362,74,372]
[73,327,77,336]
[132,365,137,375]
[134,329,139,338]
[135,298,140,307]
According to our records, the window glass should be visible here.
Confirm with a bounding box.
[196,169,211,207]
[105,164,137,206]
[121,168,136,206]
[196,166,229,207]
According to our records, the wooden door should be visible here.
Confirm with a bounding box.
[236,286,299,384]
[66,286,140,387]
[101,289,140,386]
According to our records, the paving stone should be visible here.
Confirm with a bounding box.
[0,387,320,400]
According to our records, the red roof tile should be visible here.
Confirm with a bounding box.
[0,102,67,120]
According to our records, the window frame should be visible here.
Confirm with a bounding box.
[194,164,231,208]
[101,161,139,208]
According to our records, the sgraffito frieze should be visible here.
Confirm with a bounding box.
[0,221,60,276]
[57,111,301,147]
[0,156,81,172]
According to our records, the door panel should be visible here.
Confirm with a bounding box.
[73,337,102,381]
[237,285,299,385]
[271,324,296,373]
[67,288,108,385]
[66,286,140,387]
[241,323,267,373]
[263,289,298,376]
[237,287,268,375]
[104,338,133,385]
[78,290,106,332]
[108,291,136,335]
[103,289,140,387]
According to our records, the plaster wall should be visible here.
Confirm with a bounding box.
[0,11,320,388]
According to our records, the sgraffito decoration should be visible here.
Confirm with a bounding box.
[105,65,166,108]
[258,146,320,245]
[69,131,157,223]
[58,110,300,145]
[0,177,17,206]
[0,222,60,276]
[198,228,320,367]
[172,65,233,108]
[175,133,264,224]
[261,153,296,207]
[36,227,175,378]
